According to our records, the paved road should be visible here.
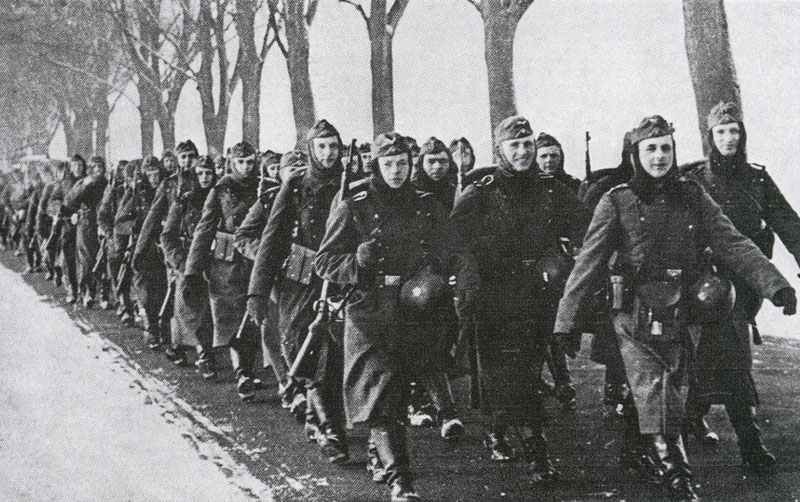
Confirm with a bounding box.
[0,265,271,502]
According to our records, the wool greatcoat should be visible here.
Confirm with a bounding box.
[682,159,800,406]
[314,182,452,424]
[64,173,108,289]
[450,169,587,425]
[554,178,789,434]
[160,186,213,347]
[184,174,258,347]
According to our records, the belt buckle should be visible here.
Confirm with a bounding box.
[383,275,402,287]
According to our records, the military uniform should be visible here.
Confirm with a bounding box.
[248,121,349,462]
[54,164,81,302]
[36,175,58,279]
[160,168,214,362]
[184,144,259,399]
[681,101,800,470]
[315,132,442,502]
[451,118,586,476]
[64,166,108,305]
[555,115,794,501]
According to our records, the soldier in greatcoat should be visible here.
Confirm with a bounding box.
[22,165,46,274]
[63,155,108,307]
[57,155,86,303]
[97,160,128,311]
[246,120,350,463]
[315,132,456,502]
[680,101,800,472]
[553,115,796,501]
[234,150,309,415]
[450,115,586,482]
[36,161,65,282]
[184,141,260,401]
[160,156,217,376]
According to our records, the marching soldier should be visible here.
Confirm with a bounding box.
[184,141,260,401]
[247,120,349,463]
[681,101,800,471]
[63,156,108,307]
[36,162,65,282]
[134,141,198,348]
[160,156,217,375]
[97,160,129,311]
[450,115,586,482]
[234,150,309,414]
[23,165,46,273]
[58,155,87,303]
[407,136,465,439]
[553,115,796,501]
[315,132,456,502]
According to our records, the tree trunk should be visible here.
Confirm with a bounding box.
[138,83,155,158]
[73,108,94,156]
[157,111,176,154]
[284,0,316,147]
[683,0,741,155]
[483,15,518,147]
[93,90,110,157]
[241,64,261,149]
[368,1,394,136]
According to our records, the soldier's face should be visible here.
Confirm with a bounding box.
[70,161,85,178]
[637,135,674,179]
[711,122,741,157]
[265,163,280,180]
[422,152,451,182]
[177,151,197,170]
[360,152,372,167]
[163,156,177,172]
[145,170,161,188]
[536,145,562,174]
[378,153,411,189]
[195,167,214,189]
[312,137,340,169]
[500,135,535,172]
[231,155,257,178]
[91,162,105,178]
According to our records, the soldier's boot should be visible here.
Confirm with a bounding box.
[195,345,217,380]
[406,381,435,427]
[144,325,162,351]
[230,346,256,402]
[619,399,663,484]
[483,427,514,462]
[521,430,560,483]
[307,385,349,464]
[371,425,420,502]
[367,437,389,483]
[684,395,718,446]
[423,372,464,441]
[278,377,307,420]
[53,266,63,287]
[728,400,776,475]
[66,284,79,304]
[652,434,699,501]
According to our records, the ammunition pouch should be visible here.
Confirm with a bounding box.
[211,231,237,263]
[283,242,316,285]
[632,272,684,343]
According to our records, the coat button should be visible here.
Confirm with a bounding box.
[639,217,645,222]
[374,214,379,219]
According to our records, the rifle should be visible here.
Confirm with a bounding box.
[288,141,354,378]
[158,276,176,325]
[585,131,592,179]
[115,233,136,297]
[456,140,467,196]
[92,235,107,277]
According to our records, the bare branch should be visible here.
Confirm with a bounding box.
[339,0,369,25]
[387,0,409,31]
[464,0,481,13]
[306,0,319,25]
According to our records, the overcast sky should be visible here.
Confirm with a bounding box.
[50,0,800,332]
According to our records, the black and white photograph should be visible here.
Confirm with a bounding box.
[1,0,799,500]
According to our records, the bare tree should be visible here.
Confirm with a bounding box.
[340,0,409,137]
[683,0,742,155]
[465,0,533,146]
[107,0,199,155]
[269,0,319,146]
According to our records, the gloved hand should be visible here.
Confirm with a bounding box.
[611,311,635,337]
[772,287,797,315]
[356,238,379,268]
[553,332,581,359]
[247,295,268,326]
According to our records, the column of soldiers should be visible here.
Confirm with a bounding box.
[2,100,798,502]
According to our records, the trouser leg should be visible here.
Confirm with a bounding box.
[726,395,776,473]
[369,421,419,501]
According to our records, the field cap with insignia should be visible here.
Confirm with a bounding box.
[175,139,198,155]
[707,101,742,130]
[142,155,162,172]
[628,115,674,145]
[494,115,533,144]
[306,119,341,142]
[372,132,411,158]
[230,141,256,158]
[535,132,561,150]
[260,150,282,167]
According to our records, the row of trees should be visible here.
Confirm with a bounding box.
[0,0,740,162]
